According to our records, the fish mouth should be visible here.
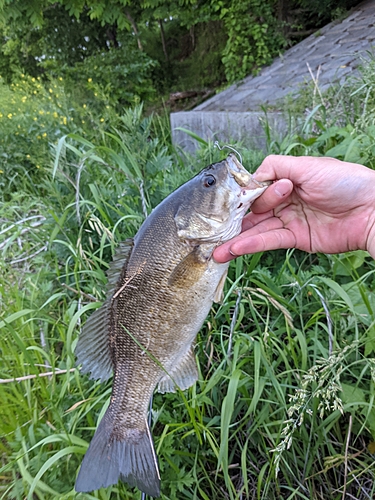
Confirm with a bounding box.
[226,154,271,210]
[227,154,252,187]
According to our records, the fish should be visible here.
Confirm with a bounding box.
[74,154,270,497]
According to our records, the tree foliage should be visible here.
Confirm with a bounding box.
[0,0,363,105]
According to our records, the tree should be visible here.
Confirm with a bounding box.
[0,0,363,100]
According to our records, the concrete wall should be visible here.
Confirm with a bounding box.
[170,111,287,154]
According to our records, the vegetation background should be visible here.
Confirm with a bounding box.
[1,0,375,499]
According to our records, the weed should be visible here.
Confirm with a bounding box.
[2,61,375,500]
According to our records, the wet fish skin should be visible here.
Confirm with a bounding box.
[74,155,270,497]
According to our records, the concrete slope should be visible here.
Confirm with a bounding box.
[171,0,375,153]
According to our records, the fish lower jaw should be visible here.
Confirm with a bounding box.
[239,186,268,206]
[234,205,251,221]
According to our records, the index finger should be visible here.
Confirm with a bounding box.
[253,155,315,183]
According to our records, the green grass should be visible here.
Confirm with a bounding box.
[2,62,375,499]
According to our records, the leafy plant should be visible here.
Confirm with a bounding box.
[2,58,375,500]
[221,0,285,82]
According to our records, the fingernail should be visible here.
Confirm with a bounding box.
[274,181,291,197]
[229,248,238,257]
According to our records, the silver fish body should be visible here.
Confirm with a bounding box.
[74,154,270,497]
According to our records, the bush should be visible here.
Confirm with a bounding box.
[0,73,119,198]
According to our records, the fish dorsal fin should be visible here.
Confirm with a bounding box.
[107,239,134,295]
[168,247,209,288]
[157,347,199,393]
[76,239,134,381]
[75,299,113,381]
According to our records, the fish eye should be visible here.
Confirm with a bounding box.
[203,175,216,188]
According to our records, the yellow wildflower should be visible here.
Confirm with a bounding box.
[0,113,3,118]
[63,117,67,125]
[37,135,41,139]
[26,154,30,158]
[53,112,58,118]
[42,133,47,137]
[39,110,44,115]
[83,104,87,108]
[49,88,53,93]
[32,78,35,82]
[0,170,3,174]
[88,78,92,83]
[100,118,104,122]
[36,165,40,169]
[59,77,63,81]
[7,113,12,119]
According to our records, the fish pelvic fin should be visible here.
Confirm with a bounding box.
[158,347,199,393]
[213,268,228,304]
[75,409,160,497]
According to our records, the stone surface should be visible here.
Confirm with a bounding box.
[171,0,375,153]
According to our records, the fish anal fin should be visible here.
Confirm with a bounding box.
[75,300,113,381]
[75,409,160,497]
[213,268,228,304]
[158,347,198,394]
[168,247,208,288]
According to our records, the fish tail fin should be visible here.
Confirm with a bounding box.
[75,408,160,497]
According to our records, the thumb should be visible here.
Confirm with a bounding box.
[251,179,293,213]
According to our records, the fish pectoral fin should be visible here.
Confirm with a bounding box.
[213,268,228,304]
[75,299,113,381]
[168,247,209,288]
[157,347,199,393]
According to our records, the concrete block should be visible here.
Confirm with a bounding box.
[170,111,288,155]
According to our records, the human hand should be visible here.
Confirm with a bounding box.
[214,155,375,262]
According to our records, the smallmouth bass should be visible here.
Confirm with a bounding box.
[75,154,270,497]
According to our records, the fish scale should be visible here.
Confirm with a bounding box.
[74,154,271,497]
